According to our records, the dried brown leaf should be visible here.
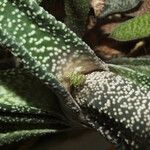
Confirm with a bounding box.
[90,0,105,16]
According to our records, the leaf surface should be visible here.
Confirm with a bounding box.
[108,56,150,89]
[100,0,141,18]
[0,0,106,114]
[0,129,56,146]
[64,0,90,36]
[110,13,150,41]
[0,69,67,145]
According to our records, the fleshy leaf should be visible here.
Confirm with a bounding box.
[64,0,90,36]
[0,69,63,113]
[74,71,150,149]
[100,0,141,18]
[108,56,150,89]
[0,69,68,137]
[127,0,150,17]
[109,64,150,90]
[109,56,150,75]
[0,0,107,116]
[109,56,150,66]
[110,13,150,41]
[0,129,56,146]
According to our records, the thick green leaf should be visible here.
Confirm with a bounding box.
[108,56,150,89]
[64,0,90,36]
[74,71,150,149]
[127,0,150,17]
[109,56,150,66]
[0,69,68,145]
[125,65,150,76]
[110,13,150,41]
[64,0,141,35]
[109,64,150,89]
[100,0,141,18]
[110,56,150,73]
[0,0,106,116]
[109,56,150,75]
[0,0,71,113]
[0,129,56,146]
[0,69,59,112]
[0,0,105,78]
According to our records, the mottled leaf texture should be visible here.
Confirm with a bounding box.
[100,0,141,18]
[0,129,55,146]
[0,69,68,145]
[110,13,150,41]
[110,56,150,66]
[64,0,90,36]
[74,71,150,149]
[109,64,150,90]
[1,0,150,149]
[0,69,59,112]
[108,56,150,89]
[110,57,150,77]
[36,0,42,4]
[45,0,140,36]
[127,0,150,17]
[0,0,107,119]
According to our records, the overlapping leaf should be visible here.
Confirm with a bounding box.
[0,129,56,146]
[109,56,150,66]
[110,13,150,41]
[0,69,68,145]
[100,0,141,18]
[74,71,150,149]
[64,0,90,36]
[0,0,105,107]
[109,56,150,89]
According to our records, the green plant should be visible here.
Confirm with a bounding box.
[98,0,142,18]
[110,13,150,41]
[0,0,150,149]
[59,0,142,36]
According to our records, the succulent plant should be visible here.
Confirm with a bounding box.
[0,0,150,149]
[64,0,90,36]
[63,0,142,36]
[91,0,142,17]
[127,0,150,17]
[110,13,150,41]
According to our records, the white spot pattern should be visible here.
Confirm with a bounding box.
[0,0,106,113]
[74,71,150,149]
